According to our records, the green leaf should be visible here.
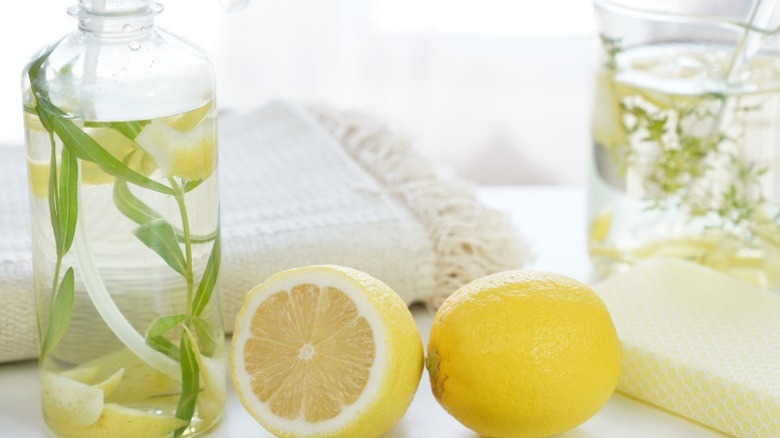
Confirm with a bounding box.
[174,333,200,437]
[49,115,173,196]
[114,179,215,243]
[193,316,218,358]
[27,42,59,133]
[147,335,180,361]
[27,44,171,197]
[47,138,61,254]
[85,120,150,141]
[35,103,54,134]
[42,268,74,357]
[134,219,188,278]
[146,314,185,338]
[182,179,204,193]
[192,233,220,317]
[144,313,185,362]
[28,50,173,195]
[113,178,163,226]
[58,146,78,256]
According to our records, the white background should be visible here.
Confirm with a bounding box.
[2,0,595,185]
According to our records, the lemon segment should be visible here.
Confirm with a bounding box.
[230,265,423,438]
[161,101,212,132]
[588,209,613,244]
[55,403,188,438]
[81,127,157,185]
[592,70,627,149]
[427,270,621,438]
[26,128,157,199]
[92,369,125,398]
[41,371,105,428]
[135,119,216,181]
[27,159,50,199]
[67,348,178,404]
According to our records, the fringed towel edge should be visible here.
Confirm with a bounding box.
[309,106,531,309]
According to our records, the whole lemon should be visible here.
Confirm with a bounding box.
[426,270,621,438]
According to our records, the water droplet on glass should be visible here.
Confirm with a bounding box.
[122,23,133,32]
[128,41,141,51]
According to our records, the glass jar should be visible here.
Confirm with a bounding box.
[588,0,780,289]
[22,1,224,436]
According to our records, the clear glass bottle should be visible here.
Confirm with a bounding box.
[22,1,224,436]
[589,0,780,289]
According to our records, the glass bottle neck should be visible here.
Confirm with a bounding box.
[68,0,162,34]
[77,0,158,14]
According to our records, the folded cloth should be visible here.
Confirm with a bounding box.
[594,259,780,438]
[0,101,526,363]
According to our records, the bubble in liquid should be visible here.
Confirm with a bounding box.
[128,41,141,51]
[122,23,133,32]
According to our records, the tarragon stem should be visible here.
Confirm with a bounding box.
[169,178,195,322]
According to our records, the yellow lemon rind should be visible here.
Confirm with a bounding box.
[230,265,423,438]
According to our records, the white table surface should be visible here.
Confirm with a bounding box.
[0,186,724,438]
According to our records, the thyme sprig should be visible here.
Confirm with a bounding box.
[599,35,780,249]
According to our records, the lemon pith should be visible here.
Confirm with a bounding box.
[230,265,423,438]
[427,270,621,438]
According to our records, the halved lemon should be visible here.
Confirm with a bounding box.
[229,265,423,438]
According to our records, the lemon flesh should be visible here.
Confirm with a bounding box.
[230,265,423,438]
[427,270,621,438]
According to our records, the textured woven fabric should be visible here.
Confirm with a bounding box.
[0,101,525,363]
[218,102,438,329]
[0,145,37,364]
[595,259,780,438]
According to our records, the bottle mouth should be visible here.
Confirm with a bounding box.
[67,1,163,18]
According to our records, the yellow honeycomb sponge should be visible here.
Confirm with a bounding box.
[595,259,780,438]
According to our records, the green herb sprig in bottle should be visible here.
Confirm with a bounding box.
[22,1,225,436]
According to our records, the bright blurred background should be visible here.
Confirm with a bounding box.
[2,0,595,184]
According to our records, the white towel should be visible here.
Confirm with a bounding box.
[0,101,526,363]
